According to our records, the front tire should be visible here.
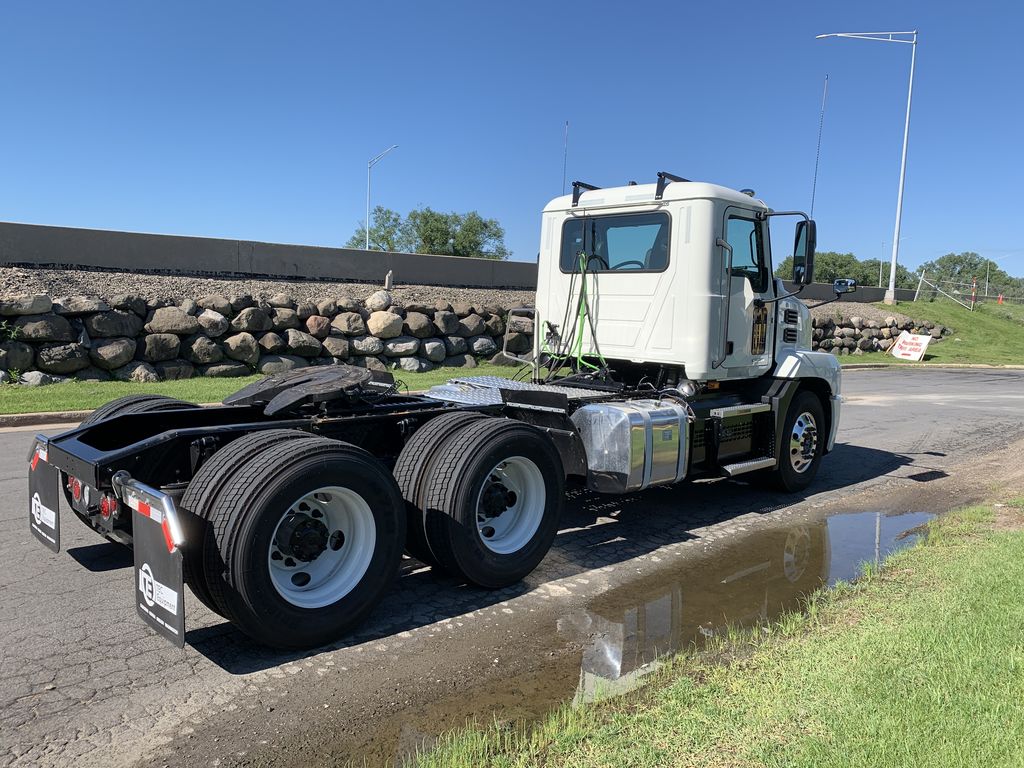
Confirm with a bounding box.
[768,390,825,493]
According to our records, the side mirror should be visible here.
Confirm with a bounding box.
[792,220,816,285]
[833,278,857,296]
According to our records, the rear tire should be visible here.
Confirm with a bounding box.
[767,390,825,493]
[421,418,564,588]
[80,394,198,426]
[202,436,405,649]
[393,411,487,566]
[180,429,311,616]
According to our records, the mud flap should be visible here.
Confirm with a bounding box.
[123,481,186,648]
[28,439,61,552]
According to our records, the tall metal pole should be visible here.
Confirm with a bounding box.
[365,144,399,251]
[885,32,917,305]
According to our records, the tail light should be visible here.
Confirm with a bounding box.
[67,476,83,502]
[99,494,119,520]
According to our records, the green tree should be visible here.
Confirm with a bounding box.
[775,251,917,289]
[348,206,510,259]
[916,252,1023,296]
[345,206,407,252]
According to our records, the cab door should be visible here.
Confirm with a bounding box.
[722,207,774,377]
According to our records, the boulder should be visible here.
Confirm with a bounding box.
[857,338,874,350]
[196,294,233,317]
[36,343,90,374]
[456,314,486,338]
[396,357,432,373]
[402,311,435,339]
[433,310,460,335]
[179,299,199,316]
[305,315,331,339]
[54,296,109,315]
[155,359,195,380]
[337,295,362,312]
[443,336,468,355]
[258,332,286,354]
[469,336,498,356]
[878,338,894,351]
[108,294,148,317]
[367,311,403,339]
[19,370,59,386]
[433,300,453,313]
[271,308,301,331]
[183,335,223,365]
[196,309,229,337]
[507,316,534,335]
[350,335,384,355]
[363,356,388,373]
[930,326,944,339]
[146,297,175,311]
[112,361,160,383]
[365,290,392,312]
[504,331,532,354]
[230,307,273,333]
[258,355,307,374]
[850,316,864,330]
[331,312,367,337]
[382,336,420,357]
[421,338,446,363]
[223,332,260,366]
[268,293,295,309]
[229,294,256,312]
[14,313,74,342]
[482,304,506,318]
[0,294,52,316]
[443,354,477,368]
[321,336,351,358]
[490,351,526,367]
[90,338,137,370]
[1,341,35,371]
[285,329,322,357]
[452,302,475,318]
[295,302,317,320]
[145,307,200,335]
[316,298,338,317]
[484,314,505,336]
[86,310,143,338]
[403,302,433,315]
[74,366,111,382]
[142,333,181,362]
[199,361,251,378]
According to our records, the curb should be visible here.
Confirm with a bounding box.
[0,410,92,429]
[843,363,1024,371]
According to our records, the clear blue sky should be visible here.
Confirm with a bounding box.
[1,1,1021,278]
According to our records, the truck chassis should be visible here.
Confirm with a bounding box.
[28,362,833,649]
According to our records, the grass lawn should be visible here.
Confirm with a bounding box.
[0,362,524,415]
[418,500,1024,768]
[841,298,1024,367]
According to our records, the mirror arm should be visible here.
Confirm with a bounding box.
[754,284,805,308]
[806,290,849,310]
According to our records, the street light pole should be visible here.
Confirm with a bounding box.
[817,31,918,305]
[365,144,398,251]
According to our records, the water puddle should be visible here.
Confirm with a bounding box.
[561,510,933,705]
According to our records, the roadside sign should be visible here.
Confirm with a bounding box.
[890,331,932,362]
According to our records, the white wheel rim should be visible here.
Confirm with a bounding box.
[789,411,819,474]
[267,486,376,609]
[475,456,546,555]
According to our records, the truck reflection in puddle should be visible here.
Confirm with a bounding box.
[562,510,933,703]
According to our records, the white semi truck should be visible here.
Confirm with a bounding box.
[27,172,854,649]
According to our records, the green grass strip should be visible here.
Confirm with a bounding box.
[419,501,1024,768]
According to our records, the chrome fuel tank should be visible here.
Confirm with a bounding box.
[570,399,690,494]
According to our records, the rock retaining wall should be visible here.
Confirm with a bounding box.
[0,291,535,386]
[811,313,950,355]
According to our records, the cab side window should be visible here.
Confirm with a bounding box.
[726,215,768,292]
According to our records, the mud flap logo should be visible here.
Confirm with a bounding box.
[138,563,179,616]
[31,492,56,530]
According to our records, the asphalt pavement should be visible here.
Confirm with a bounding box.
[2,368,1024,767]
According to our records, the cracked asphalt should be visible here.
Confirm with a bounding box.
[2,368,1024,767]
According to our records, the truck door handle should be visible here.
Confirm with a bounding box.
[713,238,733,369]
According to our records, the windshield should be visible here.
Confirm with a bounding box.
[559,212,670,272]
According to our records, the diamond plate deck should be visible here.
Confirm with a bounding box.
[423,376,613,407]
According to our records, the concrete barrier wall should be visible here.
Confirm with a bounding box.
[780,281,918,304]
[0,222,539,289]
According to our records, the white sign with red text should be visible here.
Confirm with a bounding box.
[890,331,932,362]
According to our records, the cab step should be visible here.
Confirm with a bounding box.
[709,402,771,418]
[721,456,776,477]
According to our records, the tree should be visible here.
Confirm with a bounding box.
[345,206,407,252]
[775,251,917,289]
[347,206,510,260]
[916,252,1023,296]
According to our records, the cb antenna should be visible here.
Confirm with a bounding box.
[561,120,569,195]
[810,74,829,218]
